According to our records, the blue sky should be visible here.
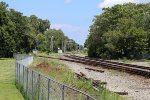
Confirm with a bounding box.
[1,0,149,45]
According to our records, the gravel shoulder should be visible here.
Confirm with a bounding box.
[129,62,150,67]
[112,60,150,67]
[63,61,150,100]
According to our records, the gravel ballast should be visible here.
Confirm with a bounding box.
[63,61,150,100]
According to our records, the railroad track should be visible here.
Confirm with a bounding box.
[64,55,150,78]
[37,55,150,77]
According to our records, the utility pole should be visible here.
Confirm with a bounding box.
[50,36,54,52]
[62,41,64,52]
[64,41,66,53]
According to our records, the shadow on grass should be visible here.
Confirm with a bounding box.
[0,58,12,60]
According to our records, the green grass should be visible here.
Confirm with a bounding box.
[31,57,124,100]
[144,60,150,62]
[36,52,63,58]
[0,58,24,100]
[111,59,136,63]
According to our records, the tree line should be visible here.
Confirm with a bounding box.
[85,3,150,59]
[0,2,79,57]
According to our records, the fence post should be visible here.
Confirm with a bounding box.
[18,64,20,84]
[86,96,90,100]
[26,68,28,99]
[16,63,18,83]
[61,85,65,100]
[42,88,44,100]
[15,63,17,83]
[48,79,50,100]
[38,74,41,100]
[32,71,34,100]
[23,65,24,88]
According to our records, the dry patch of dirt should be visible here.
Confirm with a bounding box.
[36,62,62,74]
[37,62,49,68]
[36,62,51,74]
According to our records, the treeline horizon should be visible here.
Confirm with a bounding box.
[0,2,79,57]
[85,3,150,59]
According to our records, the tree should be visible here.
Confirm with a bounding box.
[28,15,50,34]
[86,3,150,59]
[0,2,16,57]
[0,1,78,57]
[9,9,35,53]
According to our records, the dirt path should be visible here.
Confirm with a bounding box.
[63,61,150,100]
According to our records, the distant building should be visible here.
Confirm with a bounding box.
[58,48,63,53]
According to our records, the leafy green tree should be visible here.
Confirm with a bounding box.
[9,9,35,53]
[86,3,150,59]
[0,1,78,57]
[28,15,50,33]
[0,2,16,57]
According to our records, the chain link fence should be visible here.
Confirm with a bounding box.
[16,63,96,100]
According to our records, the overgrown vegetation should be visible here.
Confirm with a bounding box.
[0,1,79,58]
[0,58,24,100]
[31,57,124,100]
[85,3,150,59]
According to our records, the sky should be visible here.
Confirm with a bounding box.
[1,0,150,45]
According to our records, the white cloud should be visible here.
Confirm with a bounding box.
[51,24,80,32]
[64,0,71,4]
[98,0,139,8]
[138,0,150,3]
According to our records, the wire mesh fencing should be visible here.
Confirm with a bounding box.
[16,63,96,100]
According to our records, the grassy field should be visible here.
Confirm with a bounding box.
[0,58,24,100]
[36,51,87,58]
[36,52,64,58]
[31,57,124,100]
